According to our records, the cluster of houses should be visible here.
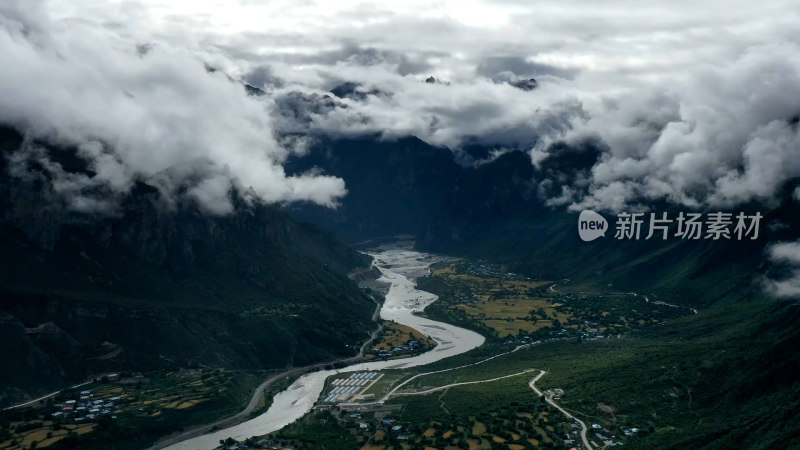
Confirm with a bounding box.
[563,422,582,446]
[378,418,410,441]
[462,262,521,279]
[590,423,635,447]
[374,338,424,358]
[51,390,120,423]
[500,320,615,349]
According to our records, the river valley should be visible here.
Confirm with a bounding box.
[166,245,485,449]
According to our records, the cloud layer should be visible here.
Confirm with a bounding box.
[2,0,800,217]
[766,242,800,298]
[0,0,346,215]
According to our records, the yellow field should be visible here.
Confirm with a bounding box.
[454,297,574,337]
[20,429,51,448]
[430,263,570,337]
[372,321,435,351]
[432,266,549,289]
[74,424,96,435]
[176,399,203,409]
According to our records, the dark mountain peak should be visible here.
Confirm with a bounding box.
[425,76,436,84]
[510,78,538,91]
[284,135,463,241]
[330,81,381,100]
[244,83,266,96]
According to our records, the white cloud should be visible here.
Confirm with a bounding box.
[766,241,800,298]
[544,43,800,211]
[0,0,346,214]
[2,0,800,213]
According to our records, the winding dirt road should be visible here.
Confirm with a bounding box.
[528,370,593,449]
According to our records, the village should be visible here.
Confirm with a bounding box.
[364,321,437,361]
[0,369,259,449]
[51,388,120,424]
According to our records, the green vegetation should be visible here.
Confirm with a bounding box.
[262,252,800,449]
[0,125,378,410]
[0,369,266,450]
[360,374,406,397]
[269,375,574,450]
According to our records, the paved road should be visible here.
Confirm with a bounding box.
[341,364,592,449]
[389,368,538,397]
[3,380,93,411]
[341,343,534,407]
[528,370,593,449]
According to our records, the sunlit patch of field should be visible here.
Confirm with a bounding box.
[433,265,458,276]
[371,321,436,352]
[37,433,69,448]
[20,429,51,448]
[454,297,574,337]
[175,399,203,409]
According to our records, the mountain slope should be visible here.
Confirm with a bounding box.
[0,126,375,406]
[418,148,800,307]
[284,135,463,242]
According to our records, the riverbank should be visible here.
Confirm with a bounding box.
[164,245,484,449]
[150,287,384,450]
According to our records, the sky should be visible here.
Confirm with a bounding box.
[2,0,800,292]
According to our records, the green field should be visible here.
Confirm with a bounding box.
[263,256,800,450]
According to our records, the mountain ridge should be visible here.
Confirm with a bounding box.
[0,126,377,407]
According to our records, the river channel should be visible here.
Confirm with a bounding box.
[168,244,485,449]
